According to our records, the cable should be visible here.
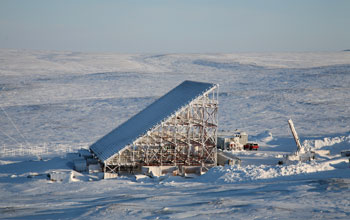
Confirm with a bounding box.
[0,105,32,151]
[0,129,22,145]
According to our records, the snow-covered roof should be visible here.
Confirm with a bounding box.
[90,80,217,162]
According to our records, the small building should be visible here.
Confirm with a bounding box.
[73,158,87,172]
[217,130,248,151]
[89,81,219,176]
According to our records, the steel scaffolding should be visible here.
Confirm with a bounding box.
[104,85,219,173]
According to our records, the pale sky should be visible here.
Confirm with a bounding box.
[0,0,349,53]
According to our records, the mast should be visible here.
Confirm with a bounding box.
[288,119,302,154]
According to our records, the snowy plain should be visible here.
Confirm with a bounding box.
[1,49,350,219]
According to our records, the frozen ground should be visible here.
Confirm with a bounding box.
[1,49,350,219]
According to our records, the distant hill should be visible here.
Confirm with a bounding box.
[343,49,350,52]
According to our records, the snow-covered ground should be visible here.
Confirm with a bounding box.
[1,49,350,219]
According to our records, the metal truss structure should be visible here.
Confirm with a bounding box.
[104,85,219,173]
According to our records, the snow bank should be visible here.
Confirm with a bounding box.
[303,134,350,155]
[201,134,350,184]
[253,130,274,143]
[201,161,338,184]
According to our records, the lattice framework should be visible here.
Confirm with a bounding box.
[104,86,218,173]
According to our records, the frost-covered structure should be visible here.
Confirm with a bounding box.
[90,80,219,174]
